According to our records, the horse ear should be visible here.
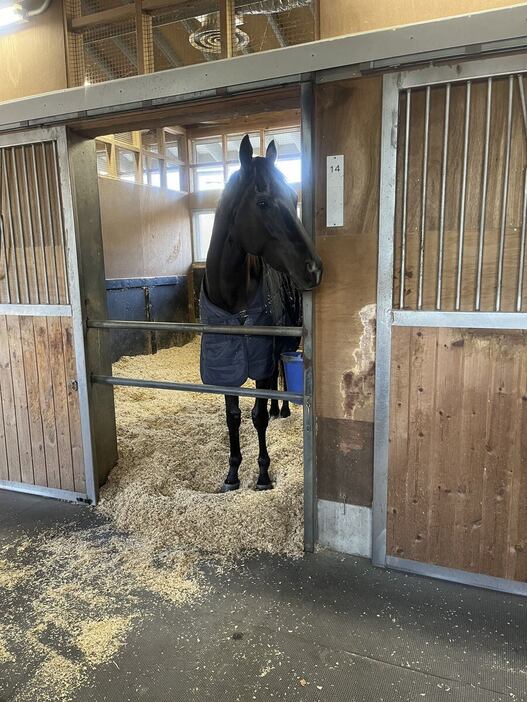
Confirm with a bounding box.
[239,134,253,170]
[266,140,277,164]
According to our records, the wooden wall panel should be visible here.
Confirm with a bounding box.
[319,0,521,38]
[314,76,381,506]
[0,315,85,494]
[0,0,66,102]
[387,326,527,581]
[99,178,193,279]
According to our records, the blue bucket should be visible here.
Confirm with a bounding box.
[281,351,303,404]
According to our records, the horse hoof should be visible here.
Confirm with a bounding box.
[255,482,273,491]
[221,481,240,493]
[280,407,291,419]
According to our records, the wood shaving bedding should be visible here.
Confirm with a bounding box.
[99,337,304,559]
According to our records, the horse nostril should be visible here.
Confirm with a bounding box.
[306,260,318,275]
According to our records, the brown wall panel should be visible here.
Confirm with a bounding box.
[316,417,373,506]
[0,315,85,493]
[314,76,381,507]
[319,0,520,38]
[387,326,527,582]
[0,1,67,102]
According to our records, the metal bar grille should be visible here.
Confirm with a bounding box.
[393,72,527,313]
[0,143,70,306]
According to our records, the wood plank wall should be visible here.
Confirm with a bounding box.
[0,143,69,306]
[393,77,527,312]
[314,77,381,506]
[388,326,527,581]
[0,315,85,494]
[0,0,67,102]
[319,0,521,38]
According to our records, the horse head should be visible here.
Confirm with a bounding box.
[227,134,323,291]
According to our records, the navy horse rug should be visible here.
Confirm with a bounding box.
[200,264,301,388]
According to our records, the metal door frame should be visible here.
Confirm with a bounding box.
[0,126,97,504]
[373,53,527,596]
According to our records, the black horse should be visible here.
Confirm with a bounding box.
[200,135,323,492]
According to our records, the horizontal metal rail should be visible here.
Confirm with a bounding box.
[88,319,303,337]
[92,375,304,403]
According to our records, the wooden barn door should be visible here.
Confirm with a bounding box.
[373,56,527,595]
[0,128,96,503]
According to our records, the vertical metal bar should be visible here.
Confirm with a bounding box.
[301,79,316,554]
[56,128,98,503]
[476,77,492,311]
[0,150,11,303]
[51,141,70,304]
[2,150,20,303]
[496,75,514,311]
[417,85,430,310]
[21,145,41,304]
[436,83,451,310]
[31,144,50,304]
[42,142,61,303]
[516,169,527,312]
[517,74,527,141]
[455,80,471,311]
[372,75,399,567]
[11,147,31,303]
[398,88,411,310]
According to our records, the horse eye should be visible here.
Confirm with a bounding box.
[256,200,268,209]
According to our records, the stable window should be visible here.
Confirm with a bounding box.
[192,210,216,262]
[96,142,110,176]
[265,128,302,184]
[117,148,138,183]
[143,156,162,187]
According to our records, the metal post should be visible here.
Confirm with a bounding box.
[455,80,471,311]
[399,88,411,310]
[476,77,492,311]
[372,75,399,567]
[301,79,316,554]
[51,142,70,304]
[417,85,430,310]
[21,145,41,304]
[0,151,11,303]
[2,150,20,303]
[436,83,450,310]
[42,142,61,303]
[93,375,303,403]
[87,318,302,336]
[517,169,527,312]
[496,74,514,311]
[30,144,50,304]
[11,148,31,303]
[517,74,527,140]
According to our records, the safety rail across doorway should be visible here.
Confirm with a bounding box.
[87,318,305,403]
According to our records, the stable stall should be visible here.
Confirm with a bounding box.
[0,5,526,596]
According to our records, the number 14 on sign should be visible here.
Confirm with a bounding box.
[326,154,344,228]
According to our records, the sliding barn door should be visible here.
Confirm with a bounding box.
[0,128,96,503]
[374,56,527,596]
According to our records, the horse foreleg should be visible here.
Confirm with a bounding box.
[222,394,241,492]
[269,364,280,420]
[253,378,273,490]
[280,360,291,418]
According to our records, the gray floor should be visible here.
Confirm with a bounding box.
[1,489,526,702]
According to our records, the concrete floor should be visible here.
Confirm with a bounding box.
[1,489,526,702]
